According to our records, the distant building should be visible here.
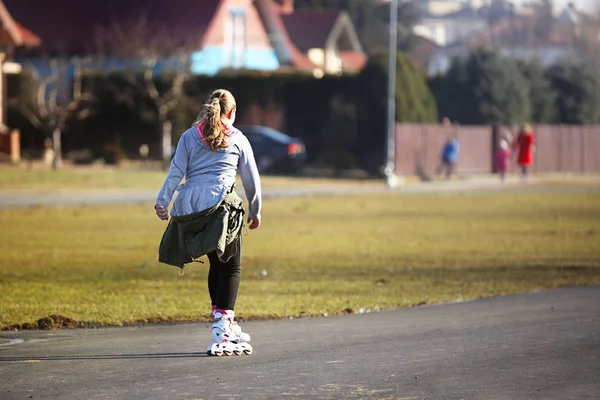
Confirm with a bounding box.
[411,0,596,75]
[4,0,366,78]
[412,0,497,47]
[413,0,466,17]
[407,35,440,71]
[413,8,488,47]
[428,14,586,75]
[276,1,366,76]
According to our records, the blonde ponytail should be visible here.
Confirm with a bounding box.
[194,89,237,151]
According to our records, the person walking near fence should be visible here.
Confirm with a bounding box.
[495,139,511,182]
[154,89,262,356]
[436,135,460,180]
[502,127,514,147]
[514,124,535,179]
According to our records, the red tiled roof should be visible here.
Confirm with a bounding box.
[272,0,293,15]
[338,51,367,72]
[280,11,341,52]
[0,0,40,47]
[3,0,221,53]
[255,0,316,70]
[14,22,41,47]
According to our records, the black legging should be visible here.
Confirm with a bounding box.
[207,240,242,311]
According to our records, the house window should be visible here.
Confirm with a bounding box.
[225,8,247,68]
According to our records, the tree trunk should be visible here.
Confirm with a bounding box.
[52,127,62,170]
[161,119,172,171]
[113,129,122,165]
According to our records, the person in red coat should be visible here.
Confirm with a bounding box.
[514,124,535,179]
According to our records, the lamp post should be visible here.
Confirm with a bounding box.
[508,1,515,56]
[385,0,402,189]
[488,0,495,48]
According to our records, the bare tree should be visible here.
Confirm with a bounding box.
[11,58,96,169]
[95,15,196,170]
[143,58,191,170]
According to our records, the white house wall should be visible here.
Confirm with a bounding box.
[307,48,342,75]
[415,0,463,17]
[414,17,488,47]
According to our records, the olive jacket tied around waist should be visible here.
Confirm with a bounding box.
[158,191,245,269]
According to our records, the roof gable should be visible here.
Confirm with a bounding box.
[281,10,362,53]
[281,11,340,52]
[13,22,41,47]
[254,0,315,69]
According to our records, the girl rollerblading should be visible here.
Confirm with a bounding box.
[155,89,262,357]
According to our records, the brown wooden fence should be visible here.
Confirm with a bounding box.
[530,125,600,173]
[395,124,600,176]
[0,130,20,163]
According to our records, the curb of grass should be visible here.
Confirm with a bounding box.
[5,283,598,332]
[0,295,489,332]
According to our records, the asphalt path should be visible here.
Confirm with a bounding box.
[1,285,599,400]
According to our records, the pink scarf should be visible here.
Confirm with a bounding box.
[196,120,238,145]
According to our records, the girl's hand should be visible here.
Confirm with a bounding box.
[247,217,261,230]
[155,205,169,220]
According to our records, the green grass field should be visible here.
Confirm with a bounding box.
[0,165,166,191]
[0,164,381,192]
[1,189,599,330]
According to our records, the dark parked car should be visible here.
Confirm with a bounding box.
[237,125,306,174]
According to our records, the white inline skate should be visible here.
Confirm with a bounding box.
[207,309,253,356]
